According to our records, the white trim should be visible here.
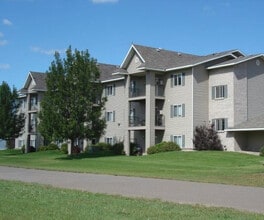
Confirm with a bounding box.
[225,128,264,131]
[101,77,124,83]
[207,54,264,70]
[112,72,127,76]
[137,66,165,72]
[120,45,145,69]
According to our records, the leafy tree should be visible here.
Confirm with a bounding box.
[0,81,24,148]
[193,124,223,151]
[39,47,106,154]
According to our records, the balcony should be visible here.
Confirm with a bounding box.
[155,114,165,127]
[155,85,164,97]
[129,116,145,127]
[129,87,146,98]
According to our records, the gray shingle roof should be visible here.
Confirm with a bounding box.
[97,63,126,82]
[207,54,264,70]
[30,72,47,91]
[130,44,240,71]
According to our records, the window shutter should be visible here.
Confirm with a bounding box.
[212,87,215,99]
[104,137,107,143]
[113,84,116,96]
[212,119,216,130]
[170,105,174,118]
[224,85,228,98]
[182,73,185,86]
[113,137,117,144]
[113,111,115,122]
[105,86,107,97]
[182,135,185,148]
[182,104,185,117]
[105,111,107,121]
[170,135,174,142]
[224,118,228,129]
[170,75,174,88]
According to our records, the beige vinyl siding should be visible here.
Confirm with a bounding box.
[192,65,209,129]
[164,68,193,148]
[127,54,142,73]
[233,62,248,126]
[208,66,235,150]
[101,79,126,143]
[246,58,264,119]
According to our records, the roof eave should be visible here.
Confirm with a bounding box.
[101,77,125,83]
[225,128,264,131]
[207,54,264,70]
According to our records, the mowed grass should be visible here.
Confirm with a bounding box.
[0,180,263,220]
[0,149,263,187]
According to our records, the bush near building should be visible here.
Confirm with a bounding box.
[147,142,181,155]
[193,124,223,151]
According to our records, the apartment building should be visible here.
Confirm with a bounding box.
[15,44,264,154]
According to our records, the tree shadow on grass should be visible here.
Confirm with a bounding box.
[56,151,123,160]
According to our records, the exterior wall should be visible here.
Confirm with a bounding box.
[193,65,209,129]
[127,54,142,73]
[101,79,126,144]
[246,58,264,119]
[208,66,235,150]
[247,131,264,151]
[164,68,193,148]
[233,62,248,125]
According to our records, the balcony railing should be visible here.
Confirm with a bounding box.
[29,104,38,111]
[155,114,165,126]
[129,116,145,127]
[129,87,146,98]
[155,85,164,97]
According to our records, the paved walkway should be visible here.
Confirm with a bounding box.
[0,166,264,214]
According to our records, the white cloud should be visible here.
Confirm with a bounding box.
[91,0,119,3]
[2,19,13,26]
[0,63,11,70]
[0,40,8,46]
[31,46,65,55]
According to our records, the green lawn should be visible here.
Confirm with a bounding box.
[0,149,263,187]
[0,180,263,220]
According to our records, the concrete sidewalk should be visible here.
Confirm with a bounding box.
[0,166,264,214]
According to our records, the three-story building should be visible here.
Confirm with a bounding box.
[16,44,264,154]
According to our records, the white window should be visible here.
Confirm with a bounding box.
[18,140,25,148]
[212,85,227,99]
[105,85,115,96]
[171,73,185,87]
[212,118,228,131]
[171,135,185,148]
[106,111,115,122]
[171,104,185,117]
[106,137,113,145]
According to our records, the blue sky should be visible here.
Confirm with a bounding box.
[0,0,264,89]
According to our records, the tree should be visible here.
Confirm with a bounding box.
[193,124,223,151]
[39,47,106,154]
[0,81,24,148]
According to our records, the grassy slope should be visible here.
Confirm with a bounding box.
[0,150,263,187]
[0,180,263,220]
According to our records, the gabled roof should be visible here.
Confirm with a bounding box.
[20,71,47,93]
[207,54,264,70]
[120,44,243,72]
[226,114,264,131]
